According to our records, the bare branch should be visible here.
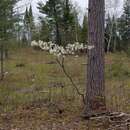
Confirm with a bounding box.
[56,57,85,104]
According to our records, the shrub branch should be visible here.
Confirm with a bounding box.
[56,57,85,104]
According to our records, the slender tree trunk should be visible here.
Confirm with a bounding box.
[54,5,61,46]
[113,21,117,52]
[84,0,106,117]
[55,21,61,45]
[0,44,4,80]
[107,27,113,53]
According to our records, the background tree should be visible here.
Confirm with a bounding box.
[68,2,82,43]
[105,14,120,52]
[38,0,81,46]
[62,0,75,45]
[118,0,130,51]
[24,5,35,44]
[0,0,18,39]
[23,8,29,43]
[0,0,19,80]
[39,19,50,41]
[81,14,88,44]
[38,0,62,45]
[29,5,35,41]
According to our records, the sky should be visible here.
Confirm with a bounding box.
[16,0,124,23]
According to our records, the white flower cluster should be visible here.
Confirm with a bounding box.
[31,40,67,57]
[65,42,89,55]
[31,40,94,57]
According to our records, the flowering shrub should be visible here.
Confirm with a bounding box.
[31,40,94,57]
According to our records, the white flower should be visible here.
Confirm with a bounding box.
[87,45,95,50]
[31,40,88,57]
[31,40,38,47]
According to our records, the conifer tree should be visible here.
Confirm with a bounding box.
[62,0,75,44]
[24,5,35,43]
[81,14,88,44]
[38,0,62,45]
[118,0,130,50]
[0,0,18,39]
[0,0,19,80]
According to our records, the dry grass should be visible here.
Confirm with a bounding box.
[0,48,129,130]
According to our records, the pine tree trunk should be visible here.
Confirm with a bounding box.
[84,0,106,117]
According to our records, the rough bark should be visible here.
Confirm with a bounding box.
[84,0,106,117]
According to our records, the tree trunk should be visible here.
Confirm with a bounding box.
[0,44,4,80]
[55,21,61,45]
[84,0,106,117]
[54,5,61,46]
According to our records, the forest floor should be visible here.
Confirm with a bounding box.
[0,47,130,130]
